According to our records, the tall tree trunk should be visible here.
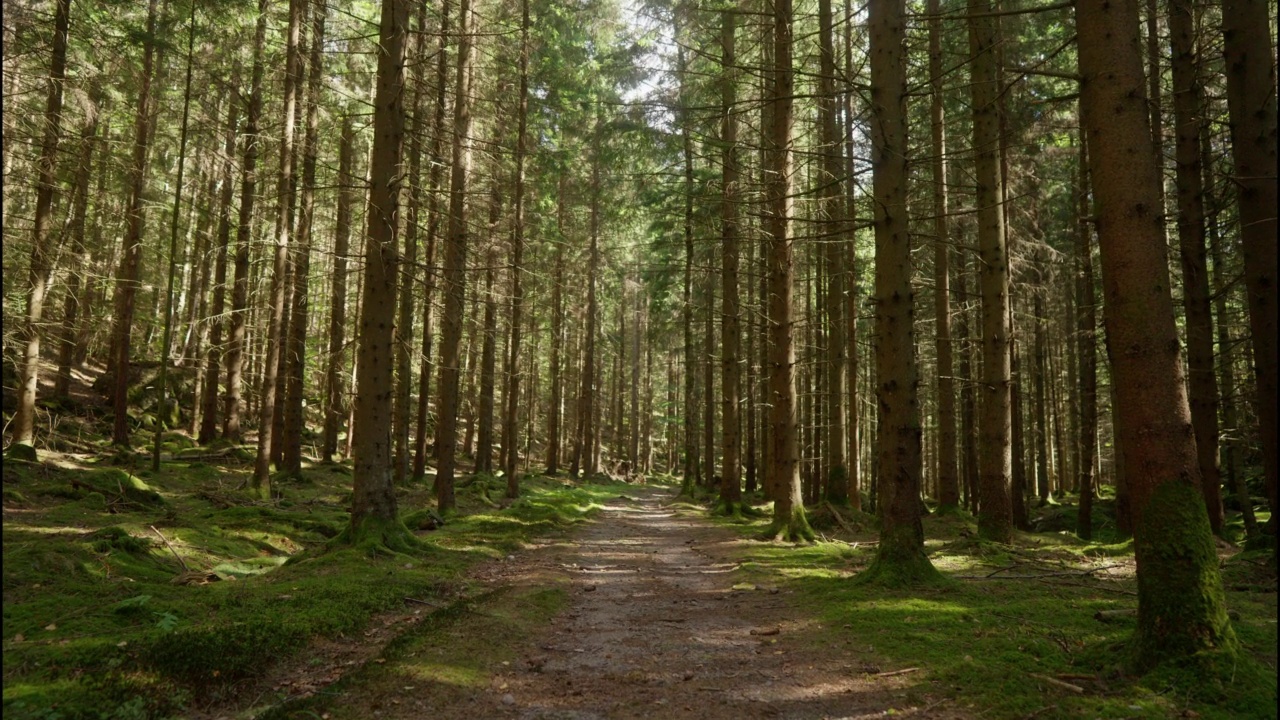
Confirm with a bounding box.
[412,0,452,479]
[861,0,934,579]
[718,0,742,512]
[969,0,1013,543]
[546,176,567,474]
[575,123,603,478]
[929,0,957,510]
[55,85,101,401]
[394,1,426,484]
[762,0,812,542]
[198,97,239,444]
[1034,293,1050,505]
[109,0,160,448]
[1206,130,1257,540]
[151,0,198,471]
[476,242,499,474]
[434,0,475,512]
[1075,134,1098,540]
[346,0,410,542]
[10,0,70,457]
[502,0,531,494]
[816,0,847,505]
[959,250,978,513]
[677,4,696,492]
[282,0,327,476]
[1221,0,1278,528]
[1076,0,1236,668]
[1169,0,1223,533]
[322,118,355,460]
[224,0,268,443]
[253,0,306,494]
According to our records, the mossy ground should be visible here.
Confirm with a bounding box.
[690,488,1277,719]
[2,446,629,720]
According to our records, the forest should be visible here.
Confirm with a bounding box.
[1,0,1276,716]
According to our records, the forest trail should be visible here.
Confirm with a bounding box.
[323,486,971,720]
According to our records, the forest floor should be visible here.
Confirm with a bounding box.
[292,485,965,720]
[3,363,1277,720]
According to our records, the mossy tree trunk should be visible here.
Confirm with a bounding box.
[1076,0,1236,669]
[198,98,238,445]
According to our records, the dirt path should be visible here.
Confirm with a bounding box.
[452,486,966,720]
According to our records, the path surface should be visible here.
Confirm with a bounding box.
[461,486,966,720]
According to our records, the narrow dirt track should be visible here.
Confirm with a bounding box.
[466,485,967,720]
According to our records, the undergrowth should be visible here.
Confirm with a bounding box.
[2,451,623,719]
[690,489,1277,719]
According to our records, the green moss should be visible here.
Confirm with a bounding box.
[6,443,39,462]
[1132,479,1237,672]
[854,525,945,588]
[760,502,815,543]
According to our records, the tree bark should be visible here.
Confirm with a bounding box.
[10,0,70,456]
[1221,0,1279,527]
[347,0,410,542]
[224,0,268,444]
[434,0,475,511]
[860,0,935,580]
[929,0,957,510]
[502,0,531,494]
[109,0,160,448]
[718,0,742,512]
[322,117,355,461]
[969,0,1013,542]
[412,0,452,479]
[55,86,102,401]
[253,0,306,494]
[1076,0,1236,668]
[1075,134,1098,540]
[546,176,567,474]
[762,0,812,542]
[282,0,326,476]
[1169,0,1223,533]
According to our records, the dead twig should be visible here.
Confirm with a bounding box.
[956,564,1122,580]
[150,525,190,572]
[874,666,921,678]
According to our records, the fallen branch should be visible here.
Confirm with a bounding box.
[1093,609,1136,623]
[825,501,860,535]
[957,564,1122,580]
[1029,672,1084,693]
[150,525,189,572]
[403,597,442,607]
[874,667,921,678]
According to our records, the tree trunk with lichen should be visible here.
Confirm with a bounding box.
[1076,0,1236,670]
